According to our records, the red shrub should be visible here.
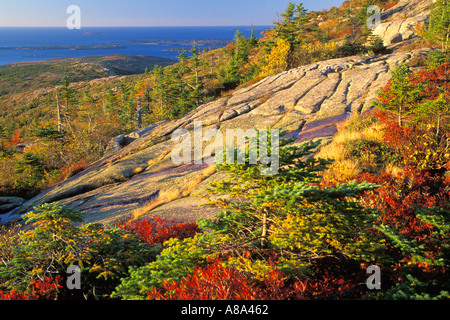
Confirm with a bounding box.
[374,110,414,152]
[354,165,449,250]
[0,276,63,300]
[10,128,22,146]
[381,1,399,11]
[115,217,201,247]
[414,62,450,99]
[294,270,357,299]
[375,62,450,152]
[0,290,34,300]
[147,255,361,300]
[147,257,261,300]
[29,275,63,300]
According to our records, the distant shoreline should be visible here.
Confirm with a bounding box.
[0,44,126,51]
[0,54,176,71]
[0,25,271,66]
[125,39,233,46]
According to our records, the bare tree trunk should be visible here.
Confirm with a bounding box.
[260,208,268,248]
[445,28,450,52]
[56,94,62,134]
[437,114,441,138]
[441,1,447,51]
[136,96,143,129]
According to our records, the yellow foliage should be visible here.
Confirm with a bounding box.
[319,19,340,38]
[269,202,385,263]
[299,41,337,59]
[259,38,291,78]
[414,22,427,38]
[225,256,273,281]
[316,114,386,181]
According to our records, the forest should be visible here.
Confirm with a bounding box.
[0,0,449,300]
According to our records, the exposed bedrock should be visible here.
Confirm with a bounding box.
[2,47,432,225]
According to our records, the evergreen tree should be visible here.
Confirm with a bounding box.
[189,44,204,106]
[220,30,251,89]
[367,32,386,54]
[197,133,386,274]
[415,93,450,137]
[426,0,450,52]
[233,30,250,64]
[57,76,78,137]
[377,65,426,127]
[13,152,46,193]
[150,65,173,120]
[249,24,258,46]
[425,50,449,70]
[113,133,388,299]
[59,76,76,109]
[274,2,308,46]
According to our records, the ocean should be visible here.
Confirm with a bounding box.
[0,26,271,66]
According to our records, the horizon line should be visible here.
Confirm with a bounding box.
[0,24,273,28]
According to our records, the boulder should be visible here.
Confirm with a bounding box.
[0,197,24,215]
[104,121,169,156]
[389,33,403,44]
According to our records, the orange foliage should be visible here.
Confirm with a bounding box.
[60,159,90,179]
[115,217,201,247]
[3,128,23,148]
[332,28,353,39]
[381,1,399,11]
[0,276,62,300]
[415,62,450,98]
[147,254,362,300]
[261,29,275,41]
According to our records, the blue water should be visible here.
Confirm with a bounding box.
[0,26,271,66]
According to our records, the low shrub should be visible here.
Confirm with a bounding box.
[344,138,399,166]
[115,217,201,247]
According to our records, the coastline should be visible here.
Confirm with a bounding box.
[0,25,271,66]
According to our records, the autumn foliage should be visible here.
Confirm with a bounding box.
[1,1,450,302]
[147,255,361,300]
[0,276,62,300]
[339,59,450,298]
[115,217,201,247]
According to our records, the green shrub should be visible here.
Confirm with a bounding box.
[367,34,387,54]
[0,203,157,299]
[344,138,399,165]
[112,235,211,300]
[426,50,450,70]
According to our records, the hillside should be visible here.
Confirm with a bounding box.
[1,0,449,302]
[0,54,175,94]
[3,47,432,225]
[0,54,174,150]
[1,0,437,224]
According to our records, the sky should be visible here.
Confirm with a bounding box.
[0,0,344,27]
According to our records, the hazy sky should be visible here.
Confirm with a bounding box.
[0,0,344,27]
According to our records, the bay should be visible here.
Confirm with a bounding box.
[0,26,271,66]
